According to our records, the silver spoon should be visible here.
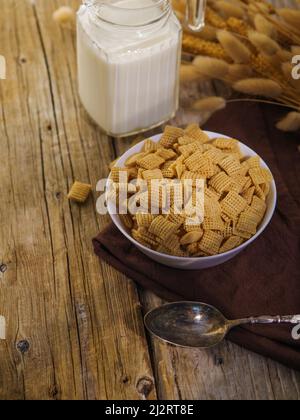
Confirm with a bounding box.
[144,302,300,348]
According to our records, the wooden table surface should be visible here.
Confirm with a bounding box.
[0,0,299,400]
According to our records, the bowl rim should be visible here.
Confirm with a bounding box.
[107,130,277,262]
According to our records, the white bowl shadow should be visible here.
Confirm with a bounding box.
[107,131,277,270]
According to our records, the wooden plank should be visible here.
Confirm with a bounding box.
[0,0,155,400]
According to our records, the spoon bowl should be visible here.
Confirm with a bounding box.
[144,302,229,348]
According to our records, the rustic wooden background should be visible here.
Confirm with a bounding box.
[0,0,299,400]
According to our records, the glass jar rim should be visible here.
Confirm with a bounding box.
[83,0,171,28]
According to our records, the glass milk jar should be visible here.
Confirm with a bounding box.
[77,0,182,137]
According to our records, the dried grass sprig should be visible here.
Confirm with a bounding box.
[193,56,230,78]
[217,30,252,63]
[250,1,300,45]
[233,78,283,98]
[248,31,281,56]
[248,1,274,16]
[226,16,251,37]
[276,112,300,132]
[191,96,226,113]
[214,1,245,19]
[53,6,75,25]
[277,9,300,29]
[191,25,218,41]
[206,6,228,29]
[174,0,300,130]
[228,64,254,81]
[180,65,204,83]
[250,54,286,85]
[182,33,231,61]
[254,14,277,39]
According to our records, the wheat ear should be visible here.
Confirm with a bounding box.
[276,112,300,132]
[233,78,283,98]
[191,96,226,113]
[217,30,252,63]
[193,56,230,79]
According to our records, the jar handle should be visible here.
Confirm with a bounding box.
[185,0,207,32]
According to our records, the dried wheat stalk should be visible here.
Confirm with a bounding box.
[193,56,230,78]
[191,96,226,112]
[233,78,283,97]
[180,64,205,82]
[248,31,281,56]
[217,29,252,63]
[254,14,277,39]
[215,1,245,19]
[276,112,300,131]
[173,0,300,131]
[182,33,231,60]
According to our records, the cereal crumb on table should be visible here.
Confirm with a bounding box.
[68,181,92,203]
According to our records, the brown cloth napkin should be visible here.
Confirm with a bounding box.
[93,103,300,371]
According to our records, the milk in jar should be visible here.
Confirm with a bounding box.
[77,0,182,137]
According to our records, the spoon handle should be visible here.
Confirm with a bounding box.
[232,315,300,327]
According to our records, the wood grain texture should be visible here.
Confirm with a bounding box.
[0,0,155,400]
[0,0,299,400]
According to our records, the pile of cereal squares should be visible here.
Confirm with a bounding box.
[109,124,273,257]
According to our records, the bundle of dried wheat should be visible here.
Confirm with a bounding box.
[173,0,300,131]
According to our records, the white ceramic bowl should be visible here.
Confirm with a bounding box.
[108,131,277,270]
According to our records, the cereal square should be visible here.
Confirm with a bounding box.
[156,148,177,161]
[148,216,177,239]
[68,181,92,203]
[159,126,184,148]
[199,231,223,255]
[249,168,273,186]
[185,151,214,176]
[213,138,238,150]
[236,211,258,235]
[143,169,163,180]
[221,191,248,219]
[143,139,160,153]
[219,155,242,176]
[137,153,165,170]
[185,124,210,143]
[209,171,232,193]
[219,236,244,253]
